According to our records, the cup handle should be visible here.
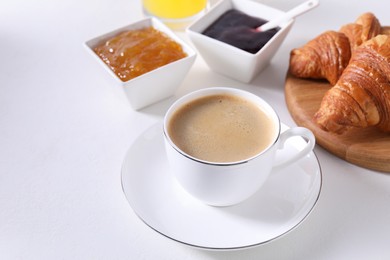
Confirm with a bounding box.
[273,127,315,169]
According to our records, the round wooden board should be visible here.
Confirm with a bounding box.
[284,73,390,173]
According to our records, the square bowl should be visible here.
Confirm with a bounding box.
[85,17,197,110]
[186,0,294,83]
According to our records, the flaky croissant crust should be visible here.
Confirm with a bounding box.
[340,12,381,51]
[314,35,390,133]
[289,31,351,85]
[289,12,382,85]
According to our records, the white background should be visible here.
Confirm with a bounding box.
[1,0,390,259]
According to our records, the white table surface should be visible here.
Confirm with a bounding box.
[1,0,390,259]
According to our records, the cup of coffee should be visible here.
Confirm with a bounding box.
[163,87,315,206]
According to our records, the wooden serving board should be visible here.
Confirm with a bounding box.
[285,73,390,173]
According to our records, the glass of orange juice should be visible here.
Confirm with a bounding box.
[142,0,209,30]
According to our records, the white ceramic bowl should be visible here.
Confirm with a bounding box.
[186,0,294,83]
[85,17,196,110]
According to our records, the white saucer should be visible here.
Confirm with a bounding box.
[121,123,322,250]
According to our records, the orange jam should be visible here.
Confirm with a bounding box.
[94,27,187,82]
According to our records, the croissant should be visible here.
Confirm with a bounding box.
[314,35,390,134]
[289,31,351,85]
[289,13,383,85]
[381,26,390,36]
[339,12,381,51]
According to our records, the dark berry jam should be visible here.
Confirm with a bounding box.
[202,9,280,54]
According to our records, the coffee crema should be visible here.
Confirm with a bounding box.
[167,94,276,163]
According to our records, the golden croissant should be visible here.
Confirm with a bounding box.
[289,30,351,85]
[314,35,390,134]
[289,13,381,85]
[381,26,390,36]
[339,12,381,51]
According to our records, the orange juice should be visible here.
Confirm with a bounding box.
[142,0,208,29]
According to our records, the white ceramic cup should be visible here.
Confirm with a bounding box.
[163,87,315,206]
